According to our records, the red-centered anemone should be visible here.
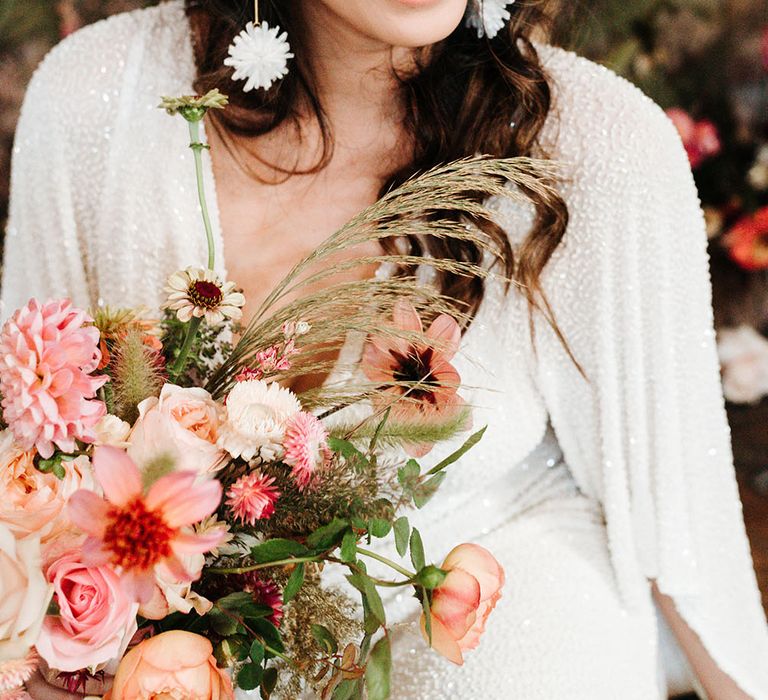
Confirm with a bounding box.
[67,446,223,603]
[362,300,468,456]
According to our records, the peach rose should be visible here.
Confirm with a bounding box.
[128,384,227,474]
[0,431,94,541]
[106,631,234,700]
[138,553,212,620]
[35,550,138,672]
[0,524,52,662]
[421,543,505,665]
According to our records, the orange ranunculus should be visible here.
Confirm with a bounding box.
[105,631,233,700]
[421,543,505,665]
[724,207,768,271]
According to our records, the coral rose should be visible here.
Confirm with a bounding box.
[421,543,505,665]
[665,107,721,169]
[0,524,51,662]
[0,432,94,541]
[128,384,227,474]
[105,631,233,700]
[724,206,768,272]
[35,550,138,672]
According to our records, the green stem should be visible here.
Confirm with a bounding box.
[207,555,322,576]
[356,547,415,579]
[188,120,216,270]
[328,557,412,588]
[170,316,203,381]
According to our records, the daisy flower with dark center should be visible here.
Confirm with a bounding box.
[164,267,245,325]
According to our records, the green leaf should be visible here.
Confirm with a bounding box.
[214,636,250,666]
[332,679,358,700]
[397,459,421,487]
[216,591,253,609]
[241,602,274,621]
[260,667,278,699]
[251,618,284,654]
[409,528,425,571]
[208,608,239,637]
[283,563,305,604]
[362,577,386,627]
[237,663,263,691]
[364,636,392,700]
[328,437,370,469]
[311,623,339,654]
[393,517,410,557]
[368,408,391,453]
[307,518,349,549]
[413,472,447,509]
[368,518,391,538]
[250,538,308,564]
[340,529,357,562]
[426,426,487,475]
[361,594,380,636]
[421,590,433,645]
[249,640,265,666]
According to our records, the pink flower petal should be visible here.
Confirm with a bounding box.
[67,490,110,537]
[172,530,225,556]
[425,314,461,360]
[393,300,423,334]
[147,472,222,528]
[93,446,141,506]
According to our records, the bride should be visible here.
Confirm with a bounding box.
[5,0,768,698]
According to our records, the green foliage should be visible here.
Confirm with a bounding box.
[282,564,305,604]
[364,637,392,700]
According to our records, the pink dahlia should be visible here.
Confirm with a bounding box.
[283,412,331,490]
[0,299,107,458]
[225,470,280,525]
[67,446,223,603]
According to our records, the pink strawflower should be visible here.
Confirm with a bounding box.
[283,412,331,490]
[67,446,223,603]
[0,299,107,458]
[225,470,280,525]
[0,651,37,692]
[242,574,283,627]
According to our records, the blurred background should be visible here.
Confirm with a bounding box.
[0,0,767,606]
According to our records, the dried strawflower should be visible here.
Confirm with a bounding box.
[283,412,331,490]
[225,470,280,525]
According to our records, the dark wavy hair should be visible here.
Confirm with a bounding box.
[184,0,573,357]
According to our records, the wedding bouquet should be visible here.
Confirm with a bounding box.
[0,91,549,700]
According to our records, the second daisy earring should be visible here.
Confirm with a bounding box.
[465,0,516,39]
[224,1,294,93]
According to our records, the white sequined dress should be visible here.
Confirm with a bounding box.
[5,3,768,698]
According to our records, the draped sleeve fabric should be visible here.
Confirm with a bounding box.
[512,46,768,697]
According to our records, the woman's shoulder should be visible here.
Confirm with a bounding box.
[537,43,688,187]
[23,1,190,119]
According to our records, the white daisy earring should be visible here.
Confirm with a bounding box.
[223,1,294,93]
[465,0,517,39]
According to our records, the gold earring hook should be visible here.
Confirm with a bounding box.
[254,0,259,24]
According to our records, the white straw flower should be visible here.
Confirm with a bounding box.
[466,0,516,39]
[217,379,301,463]
[224,21,294,93]
[164,267,245,325]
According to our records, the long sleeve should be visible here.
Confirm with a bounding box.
[525,49,768,698]
[2,37,106,318]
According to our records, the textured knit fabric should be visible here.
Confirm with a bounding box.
[4,2,768,698]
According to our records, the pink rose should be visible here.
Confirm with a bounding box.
[421,543,505,665]
[0,431,94,541]
[105,631,233,700]
[665,107,721,169]
[35,550,138,672]
[128,384,227,474]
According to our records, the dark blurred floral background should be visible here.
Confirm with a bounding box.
[1,0,768,604]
